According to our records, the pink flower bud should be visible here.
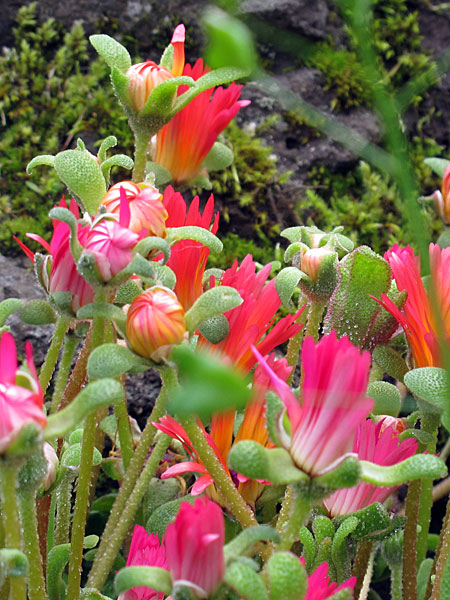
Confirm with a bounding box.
[301,246,336,282]
[126,287,186,361]
[127,61,174,112]
[101,181,168,237]
[433,163,450,224]
[165,497,225,597]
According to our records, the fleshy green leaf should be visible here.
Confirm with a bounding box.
[267,551,308,600]
[404,367,450,423]
[133,237,171,263]
[299,526,316,571]
[87,343,151,379]
[275,267,302,308]
[228,442,309,485]
[98,136,118,163]
[0,298,25,327]
[424,157,450,178]
[169,346,252,419]
[360,454,447,487]
[141,76,195,118]
[44,379,124,439]
[312,456,361,498]
[100,154,134,178]
[111,66,132,107]
[146,497,196,539]
[224,562,269,600]
[332,516,359,584]
[202,141,234,172]
[146,161,173,187]
[0,549,28,581]
[373,344,408,382]
[54,150,107,215]
[417,558,433,600]
[224,525,279,564]
[184,286,242,333]
[166,226,223,254]
[26,154,55,174]
[198,314,230,344]
[115,566,172,597]
[89,35,131,72]
[21,299,57,325]
[368,381,402,417]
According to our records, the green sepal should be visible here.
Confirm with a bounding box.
[146,161,173,187]
[203,7,257,75]
[417,558,433,600]
[87,343,152,379]
[80,589,114,600]
[146,497,196,539]
[224,525,280,564]
[61,442,102,469]
[437,228,450,249]
[0,298,25,327]
[49,206,83,261]
[115,279,143,305]
[5,423,42,457]
[119,254,158,281]
[159,42,173,70]
[266,551,308,600]
[228,441,309,485]
[47,538,100,600]
[203,268,224,285]
[382,529,403,569]
[284,242,304,265]
[166,226,223,254]
[312,537,333,577]
[224,562,269,600]
[89,34,131,72]
[360,454,447,487]
[77,302,126,333]
[281,225,323,245]
[332,516,359,583]
[333,503,390,541]
[100,154,134,181]
[184,285,242,333]
[54,150,107,216]
[265,391,284,448]
[141,76,195,119]
[275,267,302,308]
[143,478,183,525]
[143,263,177,290]
[312,515,334,545]
[424,157,450,178]
[21,299,57,325]
[299,526,316,571]
[372,344,408,382]
[198,314,230,344]
[319,227,354,258]
[323,246,399,349]
[169,346,252,420]
[111,66,132,107]
[26,154,55,173]
[48,291,75,316]
[311,456,361,499]
[44,379,124,439]
[18,449,47,492]
[98,136,118,163]
[400,428,434,445]
[115,566,172,597]
[202,141,234,172]
[404,367,450,430]
[367,381,402,417]
[299,250,338,301]
[172,67,249,114]
[133,236,170,263]
[0,549,28,582]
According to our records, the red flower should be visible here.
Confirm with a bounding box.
[324,418,417,517]
[152,59,249,184]
[162,186,219,311]
[0,332,46,454]
[303,561,356,600]
[164,497,225,597]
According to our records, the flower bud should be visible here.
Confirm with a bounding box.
[126,286,186,361]
[373,415,406,436]
[42,442,59,490]
[127,61,174,112]
[301,246,337,283]
[101,181,167,237]
[433,163,450,224]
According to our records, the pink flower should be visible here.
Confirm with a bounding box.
[376,243,450,367]
[161,186,219,311]
[15,197,95,313]
[82,216,140,282]
[164,497,225,597]
[304,561,356,600]
[252,332,373,477]
[324,418,417,517]
[152,59,249,184]
[119,525,168,600]
[101,181,168,237]
[0,332,46,454]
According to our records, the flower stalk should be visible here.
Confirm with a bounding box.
[39,316,71,393]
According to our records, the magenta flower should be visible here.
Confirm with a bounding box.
[119,525,168,600]
[253,332,373,476]
[0,332,46,454]
[324,418,417,517]
[304,561,356,600]
[164,497,225,597]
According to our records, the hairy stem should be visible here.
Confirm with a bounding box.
[276,483,311,551]
[403,480,420,600]
[18,490,46,600]
[39,316,71,393]
[50,333,78,414]
[132,132,150,182]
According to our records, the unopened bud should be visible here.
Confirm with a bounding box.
[126,286,186,361]
[373,415,406,436]
[433,164,450,224]
[42,442,59,490]
[127,61,174,112]
[301,246,336,283]
[101,181,167,237]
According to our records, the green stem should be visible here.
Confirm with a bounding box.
[304,299,325,342]
[180,414,258,530]
[0,461,27,600]
[50,333,79,414]
[39,316,71,393]
[88,434,171,591]
[114,391,134,472]
[18,490,46,600]
[66,312,105,600]
[87,366,173,590]
[286,293,308,385]
[390,565,403,600]
[59,326,92,411]
[54,470,76,546]
[276,483,311,551]
[353,540,374,600]
[430,493,450,599]
[132,132,150,182]
[47,492,57,556]
[403,479,420,600]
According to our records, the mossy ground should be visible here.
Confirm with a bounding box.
[0,1,447,268]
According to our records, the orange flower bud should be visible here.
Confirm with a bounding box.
[126,287,186,361]
[301,246,337,282]
[101,181,167,237]
[127,61,174,112]
[433,163,450,224]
